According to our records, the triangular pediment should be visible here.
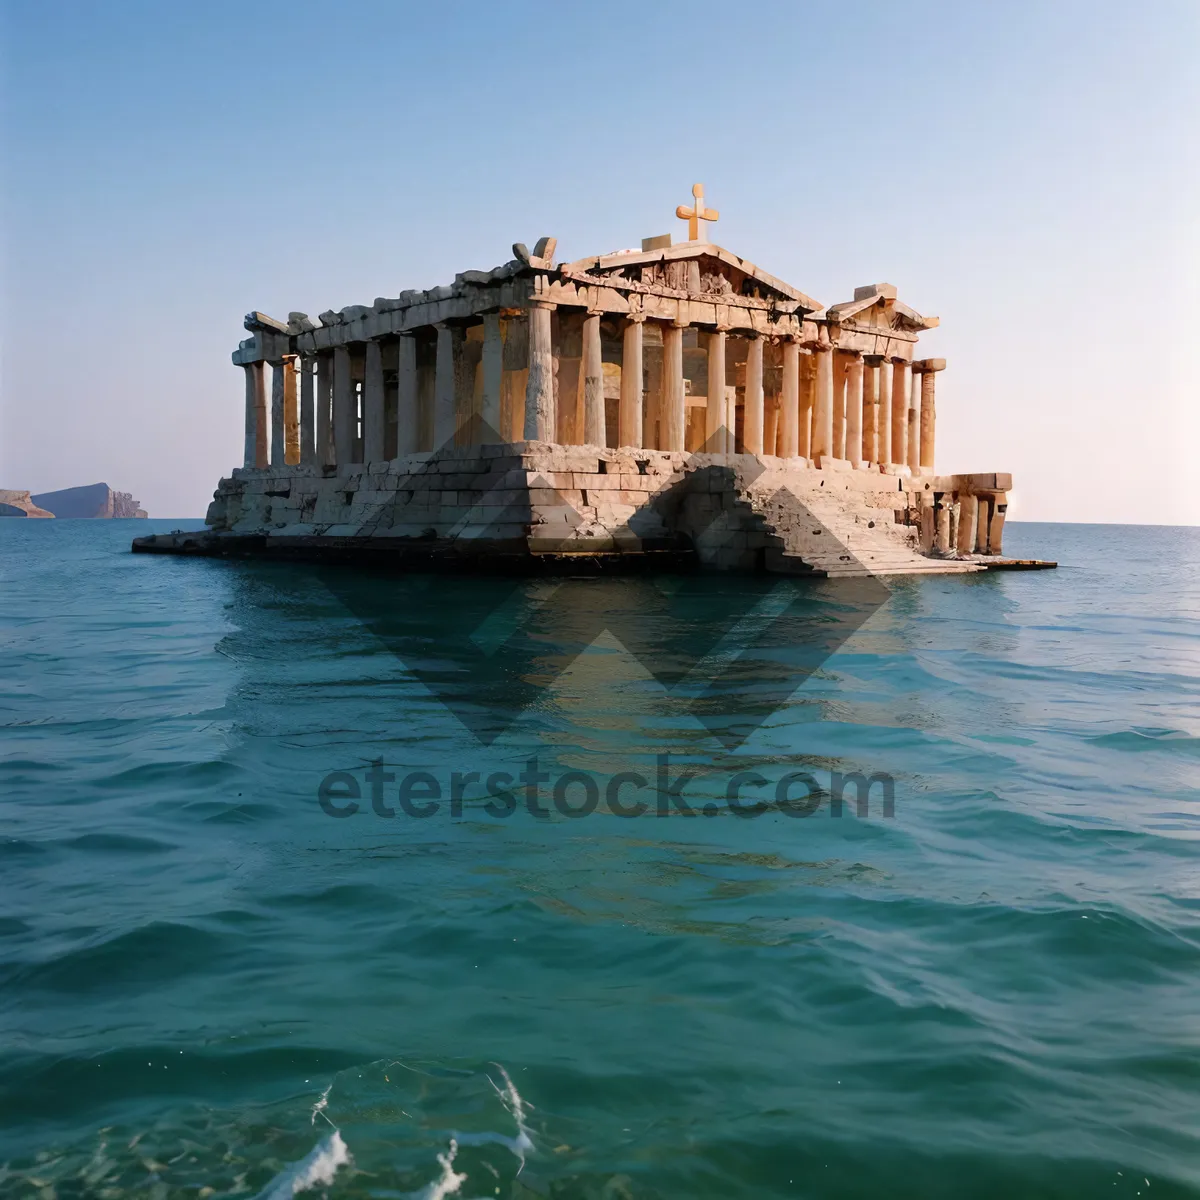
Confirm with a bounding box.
[562,242,822,312]
[825,283,938,332]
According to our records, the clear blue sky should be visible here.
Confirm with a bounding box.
[2,1,1196,520]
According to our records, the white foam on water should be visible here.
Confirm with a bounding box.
[415,1138,467,1200]
[483,1063,535,1170]
[450,1130,524,1151]
[254,1130,351,1200]
[311,1081,335,1128]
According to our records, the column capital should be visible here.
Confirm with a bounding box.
[625,312,648,324]
[528,298,557,312]
[912,358,947,373]
[863,353,887,366]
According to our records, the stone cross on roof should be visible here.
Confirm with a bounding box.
[675,183,719,242]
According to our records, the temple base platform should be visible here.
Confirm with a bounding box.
[133,444,1055,579]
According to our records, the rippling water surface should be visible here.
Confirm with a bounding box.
[2,519,1198,1199]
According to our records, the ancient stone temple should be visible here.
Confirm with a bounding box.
[135,188,1051,576]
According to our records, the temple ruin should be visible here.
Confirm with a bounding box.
[135,188,1052,576]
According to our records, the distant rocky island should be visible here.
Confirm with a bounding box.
[0,483,147,518]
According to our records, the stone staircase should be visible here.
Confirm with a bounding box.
[741,469,982,578]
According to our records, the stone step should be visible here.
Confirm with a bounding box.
[746,480,960,579]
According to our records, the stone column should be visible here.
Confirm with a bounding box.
[781,340,800,459]
[763,388,780,458]
[332,345,357,466]
[813,345,834,461]
[501,316,529,442]
[832,352,847,459]
[453,327,475,446]
[362,341,386,463]
[395,335,418,456]
[243,362,268,469]
[644,334,663,449]
[862,356,879,464]
[620,316,644,448]
[282,356,300,465]
[907,378,922,474]
[242,364,255,468]
[317,354,333,467]
[582,311,605,446]
[269,361,286,467]
[875,356,891,467]
[798,352,814,460]
[956,493,976,556]
[975,496,991,553]
[890,359,909,467]
[523,300,556,442]
[662,322,686,452]
[705,328,727,452]
[988,499,1007,556]
[934,498,951,555]
[299,356,316,466]
[433,323,458,448]
[846,354,864,467]
[555,315,582,445]
[920,503,935,553]
[479,313,503,443]
[743,335,764,455]
[920,367,936,472]
[914,358,946,473]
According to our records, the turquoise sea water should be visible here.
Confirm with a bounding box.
[2,519,1198,1199]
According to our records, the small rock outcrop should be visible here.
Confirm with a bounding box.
[31,483,147,518]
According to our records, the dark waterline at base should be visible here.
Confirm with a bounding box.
[1,520,1198,1198]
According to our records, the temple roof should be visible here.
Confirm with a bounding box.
[561,241,823,313]
[237,240,936,366]
[825,282,938,332]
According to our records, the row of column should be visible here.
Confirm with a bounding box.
[923,491,1006,557]
[242,317,494,470]
[242,355,315,469]
[242,310,943,471]
[522,307,733,454]
[812,352,943,472]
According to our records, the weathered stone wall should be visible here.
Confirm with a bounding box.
[190,446,1007,577]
